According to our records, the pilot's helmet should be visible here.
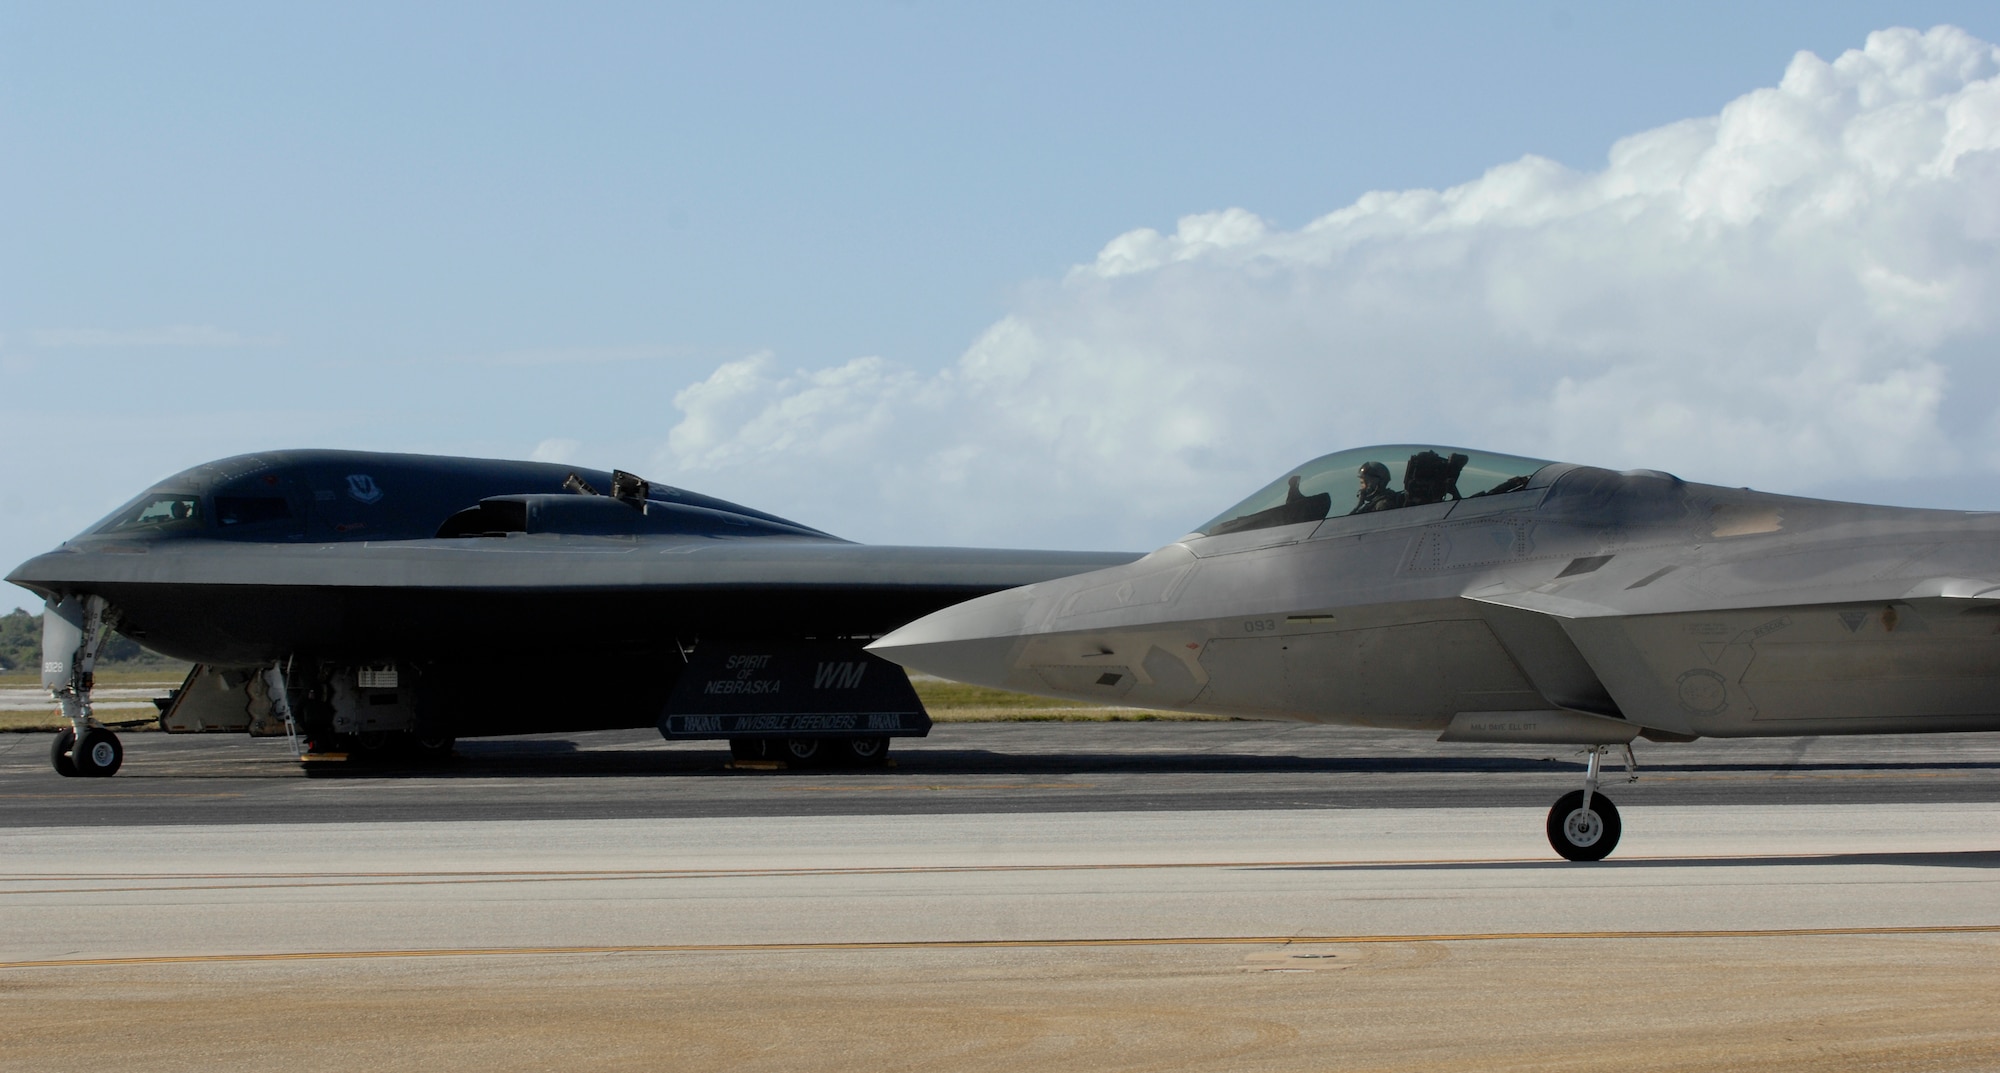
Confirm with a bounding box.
[1358,461,1390,486]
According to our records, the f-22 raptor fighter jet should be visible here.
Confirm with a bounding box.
[871,444,2000,861]
[7,450,1136,778]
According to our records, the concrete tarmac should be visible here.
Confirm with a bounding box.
[3,721,1999,827]
[3,723,1998,1070]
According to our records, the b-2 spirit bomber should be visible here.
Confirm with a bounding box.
[7,450,1137,777]
[870,445,2000,860]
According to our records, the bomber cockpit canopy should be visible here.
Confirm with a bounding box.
[76,450,833,544]
[1195,445,1557,537]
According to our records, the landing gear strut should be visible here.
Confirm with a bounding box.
[44,595,122,777]
[1546,744,1635,862]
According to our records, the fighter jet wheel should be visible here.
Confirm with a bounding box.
[781,737,823,766]
[728,738,769,761]
[1546,790,1620,862]
[50,729,79,777]
[71,729,124,778]
[843,737,890,765]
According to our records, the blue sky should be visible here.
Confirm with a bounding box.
[6,4,2000,611]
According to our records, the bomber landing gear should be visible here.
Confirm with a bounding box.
[51,725,125,777]
[726,737,892,767]
[842,736,889,765]
[410,734,456,762]
[49,719,124,779]
[70,728,125,777]
[1546,744,1634,862]
[780,737,822,765]
[44,594,122,778]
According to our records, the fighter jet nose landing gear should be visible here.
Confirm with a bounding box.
[1547,744,1636,862]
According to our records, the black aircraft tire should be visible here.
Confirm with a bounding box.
[72,729,124,778]
[50,729,79,777]
[781,737,823,766]
[354,731,394,757]
[843,737,890,765]
[411,734,456,761]
[728,738,769,761]
[1547,790,1621,862]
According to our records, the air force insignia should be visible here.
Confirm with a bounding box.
[345,474,384,504]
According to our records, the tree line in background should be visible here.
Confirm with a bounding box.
[0,609,173,673]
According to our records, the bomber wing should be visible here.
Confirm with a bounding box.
[14,449,1139,770]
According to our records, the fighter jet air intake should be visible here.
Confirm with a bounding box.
[869,444,2000,860]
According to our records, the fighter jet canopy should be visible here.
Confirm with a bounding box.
[1196,445,1557,537]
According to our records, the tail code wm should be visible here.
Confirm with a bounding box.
[814,661,868,689]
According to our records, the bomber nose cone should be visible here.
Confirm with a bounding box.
[866,587,1039,688]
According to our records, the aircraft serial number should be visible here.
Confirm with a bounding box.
[1241,619,1279,633]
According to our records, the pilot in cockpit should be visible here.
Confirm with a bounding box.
[1350,461,1405,514]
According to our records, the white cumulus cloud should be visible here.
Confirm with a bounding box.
[655,26,2000,549]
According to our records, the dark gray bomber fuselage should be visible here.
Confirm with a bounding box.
[9,449,1137,739]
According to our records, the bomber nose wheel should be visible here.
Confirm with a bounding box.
[69,729,124,777]
[50,730,79,777]
[1546,789,1621,862]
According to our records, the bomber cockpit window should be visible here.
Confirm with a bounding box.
[1195,446,1554,537]
[93,494,203,533]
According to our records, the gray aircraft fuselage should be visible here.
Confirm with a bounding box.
[867,444,2000,859]
[872,446,2000,740]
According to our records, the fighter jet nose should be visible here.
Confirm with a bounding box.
[867,588,1038,688]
